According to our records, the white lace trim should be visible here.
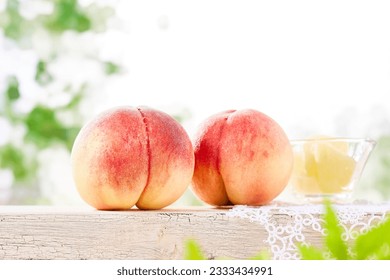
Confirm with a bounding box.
[227,201,390,260]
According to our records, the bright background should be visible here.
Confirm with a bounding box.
[1,0,390,205]
[109,0,390,139]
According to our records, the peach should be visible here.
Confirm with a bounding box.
[191,109,293,206]
[71,106,194,210]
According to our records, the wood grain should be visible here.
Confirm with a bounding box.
[0,206,385,260]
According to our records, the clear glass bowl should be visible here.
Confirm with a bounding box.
[289,138,376,203]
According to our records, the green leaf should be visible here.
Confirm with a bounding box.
[323,200,350,259]
[3,75,21,122]
[184,239,206,260]
[248,250,270,260]
[104,61,121,75]
[0,144,32,180]
[35,60,53,86]
[5,75,20,102]
[24,105,67,148]
[375,243,390,260]
[2,0,25,40]
[298,244,325,260]
[63,88,84,110]
[45,0,91,33]
[354,216,390,260]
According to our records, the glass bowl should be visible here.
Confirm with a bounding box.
[289,138,376,203]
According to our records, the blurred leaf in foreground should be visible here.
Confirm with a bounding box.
[323,200,350,259]
[247,250,270,260]
[184,239,206,260]
[185,203,390,261]
[354,216,390,259]
[298,202,390,260]
[184,239,269,260]
[298,244,325,260]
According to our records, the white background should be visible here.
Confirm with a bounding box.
[101,0,390,139]
[1,0,390,204]
[0,260,388,280]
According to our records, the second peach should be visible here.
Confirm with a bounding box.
[191,109,293,206]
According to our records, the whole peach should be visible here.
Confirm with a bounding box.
[191,109,293,206]
[71,106,194,210]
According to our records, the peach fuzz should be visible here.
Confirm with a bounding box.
[191,109,293,206]
[71,106,194,210]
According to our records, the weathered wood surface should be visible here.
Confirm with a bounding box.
[0,206,386,260]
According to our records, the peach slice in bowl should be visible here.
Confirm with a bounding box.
[289,137,376,203]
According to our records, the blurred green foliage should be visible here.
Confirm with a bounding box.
[298,201,390,260]
[45,0,91,33]
[1,0,115,41]
[35,60,53,86]
[2,0,26,40]
[0,0,119,202]
[185,202,390,260]
[184,239,206,260]
[184,239,268,260]
[25,105,80,150]
[5,76,20,102]
[0,144,32,180]
[104,61,122,76]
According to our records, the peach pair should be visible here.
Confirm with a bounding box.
[71,107,293,209]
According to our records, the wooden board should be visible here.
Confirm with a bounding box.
[0,206,385,260]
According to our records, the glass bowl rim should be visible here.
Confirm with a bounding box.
[290,137,376,145]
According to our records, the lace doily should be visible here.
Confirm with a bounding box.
[227,201,390,260]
